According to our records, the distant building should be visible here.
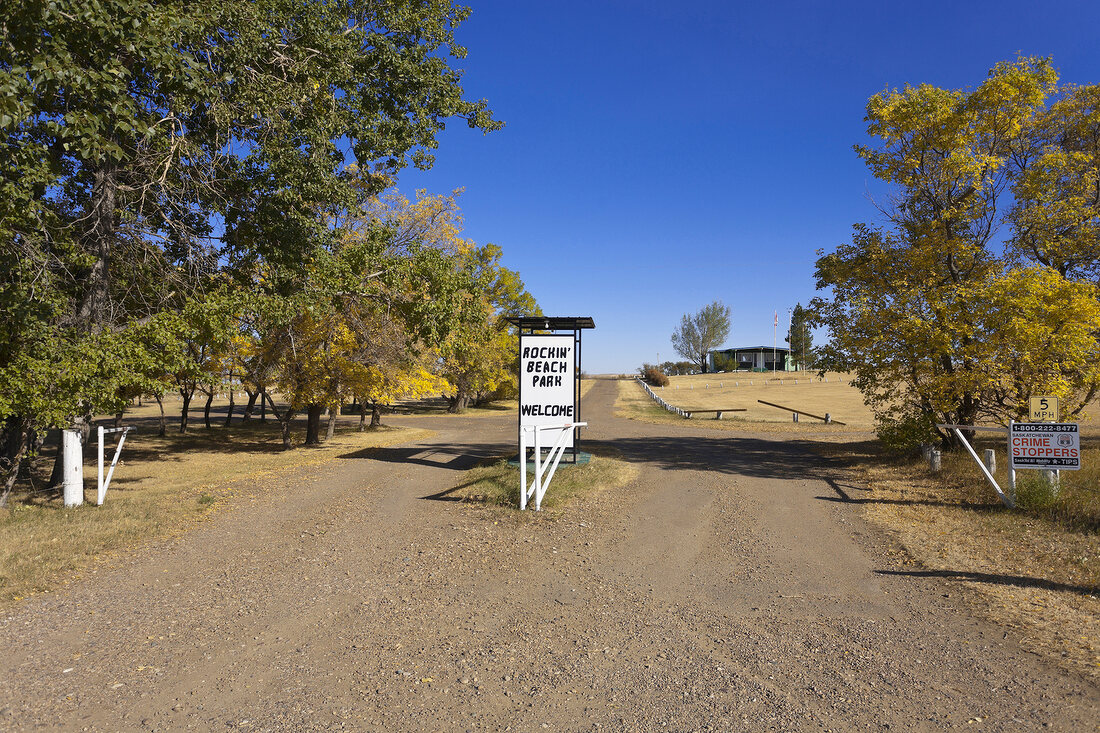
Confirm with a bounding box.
[707,346,794,372]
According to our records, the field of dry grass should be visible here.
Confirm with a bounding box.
[647,371,876,428]
[617,372,873,437]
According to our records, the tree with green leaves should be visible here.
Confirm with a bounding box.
[440,244,540,412]
[786,304,814,370]
[671,301,731,374]
[0,0,501,498]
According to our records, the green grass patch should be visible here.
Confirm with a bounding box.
[1012,467,1100,533]
[446,450,636,511]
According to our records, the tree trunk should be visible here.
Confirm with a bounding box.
[371,403,382,428]
[179,388,193,433]
[224,387,235,427]
[74,161,117,330]
[155,393,166,437]
[326,409,337,441]
[305,404,324,445]
[359,400,368,431]
[263,392,293,449]
[242,390,258,421]
[260,390,267,421]
[0,416,30,509]
[448,392,469,413]
[202,388,215,429]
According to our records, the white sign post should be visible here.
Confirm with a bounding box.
[519,334,577,449]
[1009,422,1080,471]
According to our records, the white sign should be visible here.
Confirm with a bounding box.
[1029,396,1060,422]
[1010,422,1080,470]
[519,334,576,448]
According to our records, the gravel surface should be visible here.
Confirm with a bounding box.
[0,380,1097,731]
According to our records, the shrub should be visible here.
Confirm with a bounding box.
[640,365,669,387]
[876,413,937,454]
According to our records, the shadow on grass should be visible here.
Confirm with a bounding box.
[874,568,1100,597]
[817,476,1000,511]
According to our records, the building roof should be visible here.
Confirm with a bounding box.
[712,346,791,353]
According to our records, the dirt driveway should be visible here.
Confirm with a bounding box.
[1,380,1097,731]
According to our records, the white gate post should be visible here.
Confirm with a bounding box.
[519,429,529,511]
[62,429,83,507]
[1007,419,1016,505]
[97,426,104,503]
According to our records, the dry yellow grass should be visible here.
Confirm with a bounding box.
[616,374,873,437]
[0,418,429,606]
[654,371,876,428]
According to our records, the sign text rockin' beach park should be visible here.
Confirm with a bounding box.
[519,334,577,448]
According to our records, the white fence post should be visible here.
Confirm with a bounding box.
[62,429,83,507]
[983,449,996,474]
[519,428,528,510]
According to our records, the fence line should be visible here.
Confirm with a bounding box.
[661,375,843,390]
[635,378,690,418]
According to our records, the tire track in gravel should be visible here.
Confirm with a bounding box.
[0,379,1097,731]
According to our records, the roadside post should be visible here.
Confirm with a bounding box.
[62,429,83,508]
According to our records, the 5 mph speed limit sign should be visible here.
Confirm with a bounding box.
[1029,396,1060,422]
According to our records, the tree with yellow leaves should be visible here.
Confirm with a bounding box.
[814,57,1100,449]
[441,244,540,412]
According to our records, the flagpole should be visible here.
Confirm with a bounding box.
[772,310,777,374]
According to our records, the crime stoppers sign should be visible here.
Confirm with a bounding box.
[1010,422,1080,470]
[519,334,577,448]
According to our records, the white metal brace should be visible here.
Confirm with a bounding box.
[519,422,587,511]
[97,426,132,505]
[935,423,1015,508]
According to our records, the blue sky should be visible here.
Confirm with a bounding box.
[394,1,1100,373]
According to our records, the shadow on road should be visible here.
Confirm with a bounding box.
[583,435,1005,514]
[338,442,512,472]
[875,568,1100,597]
[582,435,833,479]
[817,477,995,510]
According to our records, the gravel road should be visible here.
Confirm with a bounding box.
[1,380,1097,731]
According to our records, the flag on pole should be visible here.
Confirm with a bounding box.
[774,311,778,327]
